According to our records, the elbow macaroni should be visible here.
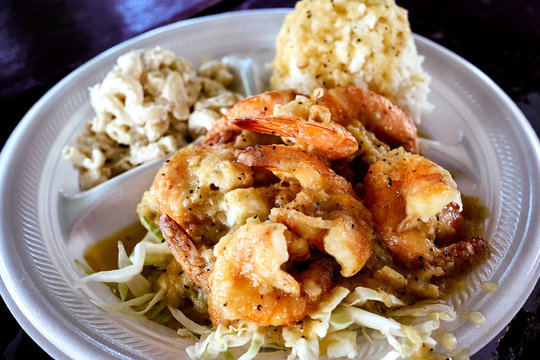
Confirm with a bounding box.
[63,47,243,190]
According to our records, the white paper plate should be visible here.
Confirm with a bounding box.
[1,9,539,360]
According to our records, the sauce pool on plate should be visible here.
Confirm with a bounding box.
[83,222,147,272]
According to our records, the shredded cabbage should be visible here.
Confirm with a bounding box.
[345,286,406,308]
[324,330,358,359]
[76,230,171,319]
[168,305,211,336]
[77,228,458,360]
[117,241,152,297]
[186,322,259,360]
[274,286,457,360]
[140,215,164,241]
[91,288,166,316]
[75,238,169,286]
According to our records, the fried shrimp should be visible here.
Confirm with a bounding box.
[208,222,339,327]
[152,143,276,240]
[149,86,483,334]
[153,143,293,288]
[318,86,419,154]
[228,86,418,164]
[363,147,488,275]
[232,115,358,160]
[238,144,374,278]
[201,89,299,145]
[153,142,364,327]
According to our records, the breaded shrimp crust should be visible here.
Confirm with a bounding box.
[363,147,488,276]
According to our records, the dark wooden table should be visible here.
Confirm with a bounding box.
[1,0,538,359]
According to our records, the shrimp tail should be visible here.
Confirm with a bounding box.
[201,89,299,145]
[238,144,358,200]
[159,213,211,289]
[434,237,489,276]
[200,116,241,145]
[232,116,303,137]
[233,116,358,160]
